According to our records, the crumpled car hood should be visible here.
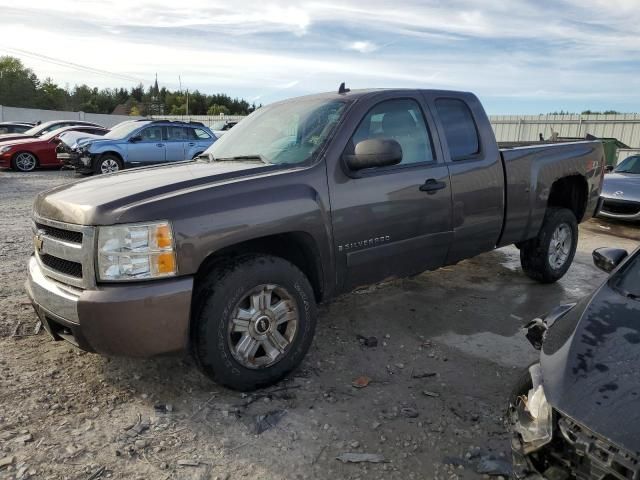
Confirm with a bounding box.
[540,282,640,454]
[601,173,640,201]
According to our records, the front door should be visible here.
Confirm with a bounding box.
[329,95,453,291]
[127,126,165,165]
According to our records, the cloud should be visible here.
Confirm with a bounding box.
[0,0,639,113]
[346,41,378,53]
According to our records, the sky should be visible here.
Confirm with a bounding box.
[0,0,639,114]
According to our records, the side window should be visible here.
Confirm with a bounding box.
[139,126,163,141]
[435,98,480,160]
[166,126,189,141]
[194,128,212,139]
[348,98,435,166]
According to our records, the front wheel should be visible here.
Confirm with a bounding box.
[520,207,578,283]
[192,254,317,391]
[12,152,38,172]
[94,155,122,174]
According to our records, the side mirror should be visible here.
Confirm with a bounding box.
[605,165,614,173]
[129,135,142,143]
[344,138,402,171]
[593,247,628,273]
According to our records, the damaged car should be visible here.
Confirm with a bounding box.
[510,246,640,479]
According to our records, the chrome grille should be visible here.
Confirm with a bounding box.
[32,216,96,289]
[35,222,83,244]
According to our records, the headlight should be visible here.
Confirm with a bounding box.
[513,364,553,453]
[97,221,176,281]
[0,146,12,154]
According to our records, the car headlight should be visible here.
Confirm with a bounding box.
[513,364,553,453]
[0,145,13,154]
[97,221,176,281]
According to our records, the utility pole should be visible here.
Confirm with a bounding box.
[186,89,189,117]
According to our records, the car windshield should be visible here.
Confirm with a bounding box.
[104,122,146,139]
[614,156,640,174]
[41,128,72,141]
[23,123,53,137]
[612,250,640,299]
[201,97,351,165]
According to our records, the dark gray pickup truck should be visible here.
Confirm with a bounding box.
[26,88,605,390]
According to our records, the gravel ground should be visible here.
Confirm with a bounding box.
[0,169,638,480]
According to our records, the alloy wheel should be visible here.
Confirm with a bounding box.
[14,153,36,172]
[227,284,299,369]
[100,159,120,174]
[548,223,572,269]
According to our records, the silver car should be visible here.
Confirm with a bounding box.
[599,155,640,221]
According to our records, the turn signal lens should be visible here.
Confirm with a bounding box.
[154,252,176,275]
[154,224,173,249]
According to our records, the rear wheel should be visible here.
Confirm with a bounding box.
[94,154,122,174]
[192,254,317,391]
[12,152,38,172]
[520,207,578,283]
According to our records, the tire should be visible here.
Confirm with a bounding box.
[192,254,317,391]
[94,154,122,174]
[12,152,38,172]
[520,207,578,283]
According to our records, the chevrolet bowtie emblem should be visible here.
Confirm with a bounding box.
[33,234,44,252]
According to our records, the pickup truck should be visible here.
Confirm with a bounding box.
[25,88,605,391]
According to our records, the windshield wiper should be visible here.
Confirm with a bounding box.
[214,155,271,165]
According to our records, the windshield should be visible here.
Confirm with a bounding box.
[612,250,640,298]
[201,98,350,165]
[23,123,50,137]
[104,121,145,139]
[614,156,640,174]
[41,127,73,141]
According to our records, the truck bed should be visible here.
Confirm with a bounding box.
[498,140,605,247]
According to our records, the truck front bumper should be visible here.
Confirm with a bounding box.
[25,256,193,357]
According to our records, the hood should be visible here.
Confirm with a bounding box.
[0,137,48,148]
[540,281,640,454]
[601,173,640,201]
[0,133,32,143]
[59,132,104,149]
[34,160,284,225]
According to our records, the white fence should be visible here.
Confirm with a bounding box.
[490,114,640,148]
[151,115,246,128]
[3,105,640,149]
[0,105,142,128]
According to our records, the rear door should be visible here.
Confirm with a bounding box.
[126,126,165,165]
[329,92,453,290]
[164,126,188,161]
[423,93,505,263]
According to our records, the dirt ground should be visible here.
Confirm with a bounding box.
[1,169,638,480]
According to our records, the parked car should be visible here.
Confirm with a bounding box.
[26,88,604,391]
[66,120,216,174]
[598,155,640,221]
[0,125,109,172]
[0,120,103,143]
[212,120,239,137]
[0,122,34,135]
[510,245,640,480]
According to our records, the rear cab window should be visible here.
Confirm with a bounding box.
[435,98,480,161]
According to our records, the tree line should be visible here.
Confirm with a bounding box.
[0,56,257,116]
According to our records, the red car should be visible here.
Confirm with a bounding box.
[0,125,109,172]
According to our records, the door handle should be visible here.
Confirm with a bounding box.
[156,143,164,147]
[188,142,196,146]
[419,179,446,194]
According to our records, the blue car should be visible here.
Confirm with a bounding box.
[69,120,216,174]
